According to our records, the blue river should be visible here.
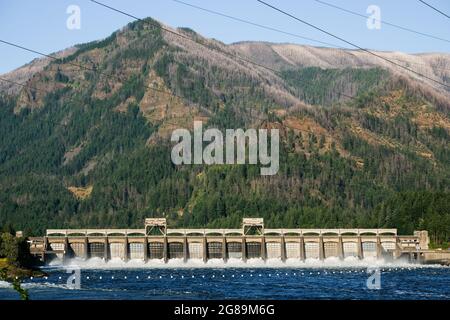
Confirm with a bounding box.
[1,258,449,300]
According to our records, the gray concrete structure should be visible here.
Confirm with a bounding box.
[28,218,433,264]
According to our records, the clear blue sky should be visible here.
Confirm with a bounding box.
[1,0,450,74]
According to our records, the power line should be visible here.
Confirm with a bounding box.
[172,0,346,49]
[9,0,439,110]
[0,77,51,94]
[0,38,190,101]
[171,0,450,73]
[89,0,287,78]
[389,57,450,73]
[0,37,333,126]
[418,0,450,19]
[89,0,357,101]
[0,39,83,71]
[0,37,204,122]
[314,0,450,43]
[0,35,293,127]
[2,22,448,87]
[257,0,450,90]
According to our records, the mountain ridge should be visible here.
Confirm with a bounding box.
[3,22,450,100]
[0,17,448,244]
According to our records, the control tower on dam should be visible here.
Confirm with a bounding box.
[29,218,430,263]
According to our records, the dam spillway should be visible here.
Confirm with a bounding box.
[28,218,431,264]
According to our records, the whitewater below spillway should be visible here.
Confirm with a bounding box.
[46,256,442,269]
[1,260,449,300]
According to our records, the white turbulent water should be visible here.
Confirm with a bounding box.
[21,282,74,290]
[0,281,75,290]
[45,257,446,270]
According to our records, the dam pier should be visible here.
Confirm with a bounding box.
[29,218,434,264]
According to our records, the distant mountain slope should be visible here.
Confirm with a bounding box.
[0,18,448,243]
[231,41,450,95]
[0,47,77,95]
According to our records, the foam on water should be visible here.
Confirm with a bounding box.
[2,260,447,300]
[0,281,12,289]
[0,278,76,291]
[21,282,74,290]
[44,256,446,270]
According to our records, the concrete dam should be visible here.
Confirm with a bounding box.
[29,218,432,264]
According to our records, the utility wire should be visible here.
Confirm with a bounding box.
[172,0,450,73]
[0,32,286,126]
[418,0,450,19]
[257,0,450,90]
[314,0,450,43]
[0,37,313,130]
[0,77,51,94]
[0,37,202,122]
[89,0,287,78]
[0,39,188,100]
[172,0,346,49]
[90,0,356,102]
[8,0,439,109]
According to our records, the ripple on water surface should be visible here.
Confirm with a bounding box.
[1,258,449,300]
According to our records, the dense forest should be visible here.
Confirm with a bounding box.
[0,18,449,247]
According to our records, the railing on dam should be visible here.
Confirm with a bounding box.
[46,228,398,237]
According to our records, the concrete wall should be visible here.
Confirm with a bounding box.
[38,232,416,263]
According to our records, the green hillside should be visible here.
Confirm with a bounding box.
[0,18,449,246]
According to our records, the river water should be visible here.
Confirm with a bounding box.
[1,257,449,300]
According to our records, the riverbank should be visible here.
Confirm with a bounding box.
[0,258,45,279]
[0,258,46,300]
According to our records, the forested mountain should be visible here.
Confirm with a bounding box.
[0,18,449,245]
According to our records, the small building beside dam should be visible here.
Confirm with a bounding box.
[29,218,432,263]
